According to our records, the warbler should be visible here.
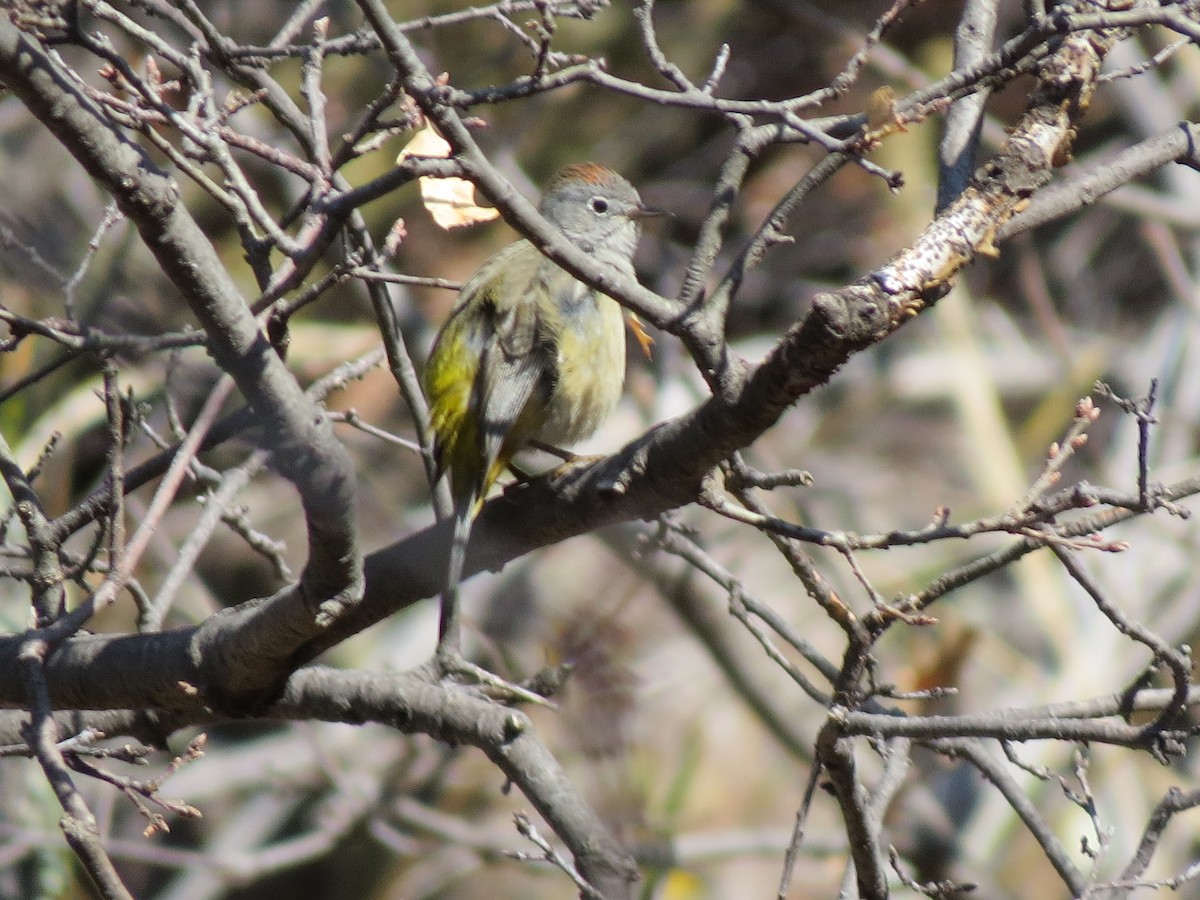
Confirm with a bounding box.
[422,163,655,689]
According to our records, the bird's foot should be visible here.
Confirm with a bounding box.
[548,453,606,478]
[505,449,607,491]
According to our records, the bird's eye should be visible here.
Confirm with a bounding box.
[590,197,610,215]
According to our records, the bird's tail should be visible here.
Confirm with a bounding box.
[436,492,477,658]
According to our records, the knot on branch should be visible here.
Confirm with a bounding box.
[811,283,893,348]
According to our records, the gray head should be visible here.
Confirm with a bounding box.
[538,163,652,261]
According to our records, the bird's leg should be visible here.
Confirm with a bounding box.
[508,453,602,487]
[527,439,576,461]
[506,460,535,484]
[524,440,610,483]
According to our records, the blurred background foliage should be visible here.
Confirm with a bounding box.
[2,0,1200,897]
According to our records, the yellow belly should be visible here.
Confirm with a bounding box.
[537,293,626,446]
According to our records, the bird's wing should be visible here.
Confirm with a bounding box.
[474,246,551,497]
[423,244,531,495]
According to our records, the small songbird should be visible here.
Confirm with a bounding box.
[423,163,656,695]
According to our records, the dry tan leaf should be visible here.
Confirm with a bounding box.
[396,123,499,230]
[866,85,899,132]
[862,85,907,148]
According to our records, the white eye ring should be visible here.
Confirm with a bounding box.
[590,197,610,214]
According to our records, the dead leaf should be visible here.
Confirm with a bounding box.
[396,123,499,229]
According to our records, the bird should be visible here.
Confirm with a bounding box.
[422,162,656,698]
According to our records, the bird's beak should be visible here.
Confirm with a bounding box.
[631,204,669,220]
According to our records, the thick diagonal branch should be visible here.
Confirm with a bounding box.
[0,16,362,704]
